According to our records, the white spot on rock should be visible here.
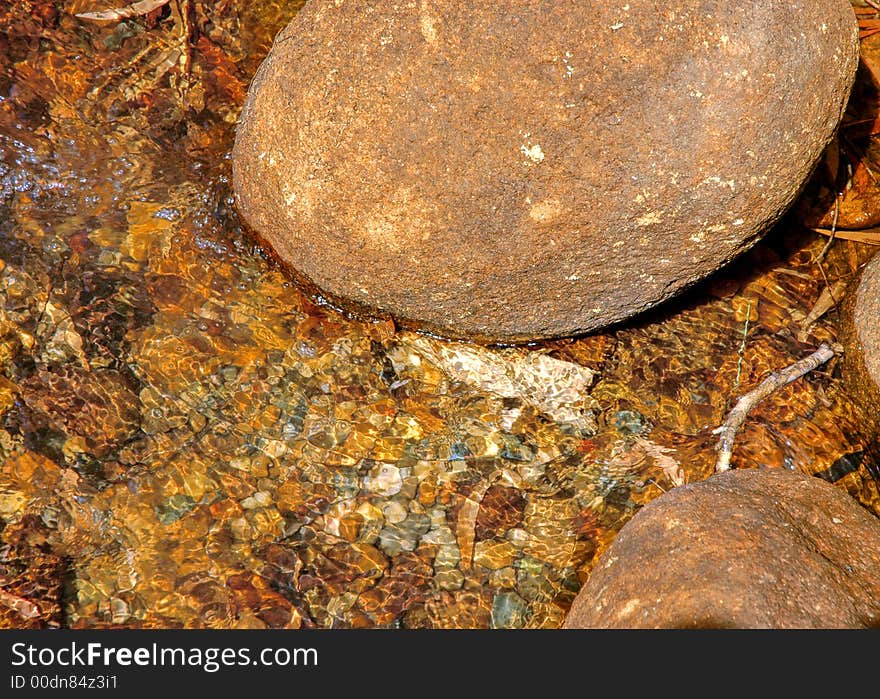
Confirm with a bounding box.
[521,143,545,163]
[529,198,561,223]
[420,1,438,44]
[636,211,662,226]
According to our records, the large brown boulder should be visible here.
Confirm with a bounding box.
[233,0,858,343]
[840,253,880,427]
[564,468,880,628]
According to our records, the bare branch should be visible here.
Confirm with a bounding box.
[713,343,837,473]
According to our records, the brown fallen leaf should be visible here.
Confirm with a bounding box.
[811,227,880,244]
[0,587,41,621]
[454,469,525,571]
[75,0,170,22]
[861,17,880,36]
[855,0,880,14]
[796,279,849,343]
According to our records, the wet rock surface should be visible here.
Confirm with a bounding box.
[233,0,859,342]
[841,253,880,426]
[564,468,880,629]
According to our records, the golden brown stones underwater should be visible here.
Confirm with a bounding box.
[2,0,879,630]
[233,0,859,342]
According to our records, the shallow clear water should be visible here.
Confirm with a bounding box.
[0,0,877,629]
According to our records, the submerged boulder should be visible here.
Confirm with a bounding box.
[564,468,880,629]
[233,0,858,342]
[840,253,880,427]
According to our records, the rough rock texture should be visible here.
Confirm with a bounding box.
[233,0,859,342]
[564,468,880,629]
[840,253,880,427]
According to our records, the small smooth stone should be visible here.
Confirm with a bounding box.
[491,591,529,629]
[364,463,402,496]
[382,500,408,524]
[435,568,464,591]
[473,540,517,570]
[233,0,858,342]
[564,469,880,629]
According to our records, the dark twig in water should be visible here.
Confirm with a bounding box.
[713,343,838,473]
[814,194,840,267]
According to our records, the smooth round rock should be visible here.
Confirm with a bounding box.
[233,0,858,342]
[841,253,880,426]
[563,469,880,628]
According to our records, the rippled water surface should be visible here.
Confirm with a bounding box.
[1,0,878,629]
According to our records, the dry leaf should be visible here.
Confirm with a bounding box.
[0,588,41,621]
[635,438,685,488]
[797,279,849,342]
[860,18,880,40]
[75,0,170,22]
[811,227,880,244]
